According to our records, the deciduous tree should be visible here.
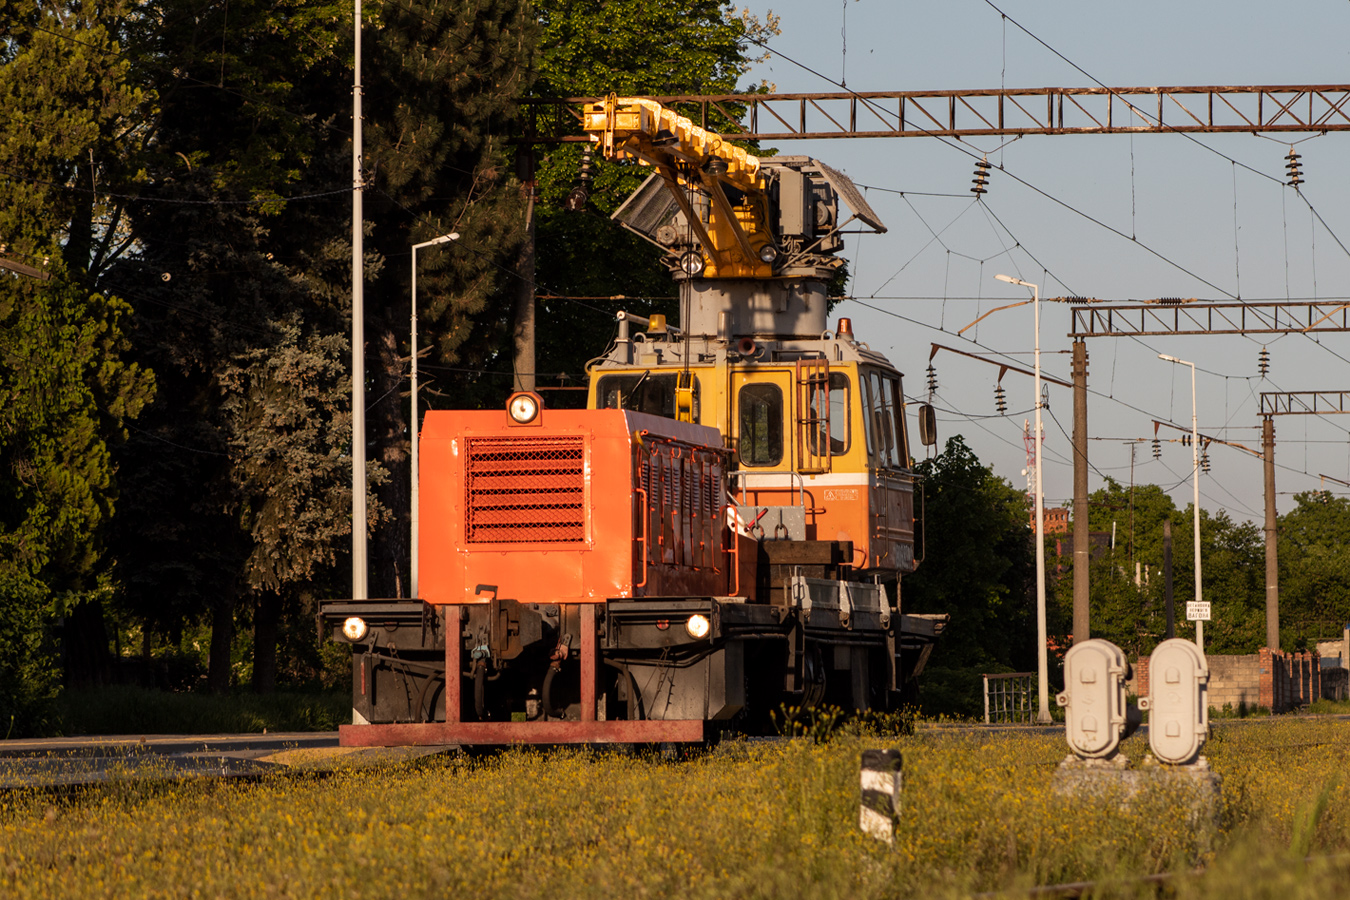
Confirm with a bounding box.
[526,2,778,397]
[903,435,1034,716]
[1278,492,1350,649]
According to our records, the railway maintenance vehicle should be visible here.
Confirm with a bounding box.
[321,96,946,745]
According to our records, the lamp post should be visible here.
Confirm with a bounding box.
[410,233,459,599]
[351,0,366,600]
[1159,353,1203,651]
[995,273,1052,724]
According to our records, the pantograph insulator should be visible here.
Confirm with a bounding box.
[926,364,937,393]
[994,384,1007,415]
[1152,438,1161,460]
[1258,347,1270,377]
[970,157,991,196]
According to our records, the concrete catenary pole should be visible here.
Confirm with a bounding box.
[1263,415,1279,650]
[1072,340,1090,643]
[1164,518,1175,639]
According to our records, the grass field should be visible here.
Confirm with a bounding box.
[1,718,1347,898]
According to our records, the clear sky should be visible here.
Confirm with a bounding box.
[737,0,1350,526]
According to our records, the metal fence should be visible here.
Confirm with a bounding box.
[982,672,1037,724]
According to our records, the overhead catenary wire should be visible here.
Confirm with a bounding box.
[747,36,1242,297]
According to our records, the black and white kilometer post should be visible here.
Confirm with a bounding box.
[859,750,902,844]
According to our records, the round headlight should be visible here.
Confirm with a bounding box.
[342,617,369,641]
[508,392,539,424]
[757,244,779,264]
[685,614,711,639]
[678,251,706,276]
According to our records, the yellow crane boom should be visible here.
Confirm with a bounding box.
[582,94,776,279]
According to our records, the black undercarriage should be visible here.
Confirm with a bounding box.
[320,592,944,731]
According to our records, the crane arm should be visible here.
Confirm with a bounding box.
[583,95,761,191]
[582,95,775,279]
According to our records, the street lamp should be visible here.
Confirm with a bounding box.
[995,273,1052,725]
[1159,353,1204,651]
[411,232,459,599]
[351,0,366,601]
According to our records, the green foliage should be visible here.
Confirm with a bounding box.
[1058,478,1265,657]
[771,704,915,743]
[905,435,1034,716]
[104,0,538,679]
[365,0,535,364]
[1198,507,1265,652]
[0,569,58,737]
[535,1,765,98]
[1278,493,1350,648]
[0,0,155,725]
[529,2,776,394]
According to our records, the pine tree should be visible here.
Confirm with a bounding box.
[0,0,154,728]
[358,0,536,599]
[107,0,361,692]
[108,0,538,687]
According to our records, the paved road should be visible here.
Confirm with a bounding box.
[0,732,361,789]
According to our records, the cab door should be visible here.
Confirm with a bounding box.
[861,369,917,573]
[730,369,797,510]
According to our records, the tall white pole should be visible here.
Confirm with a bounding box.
[351,0,367,600]
[1189,360,1203,652]
[1160,354,1202,652]
[1031,280,1051,724]
[996,274,1051,724]
[410,234,457,600]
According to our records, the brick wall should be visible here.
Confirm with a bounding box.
[1130,649,1322,714]
[1132,657,1149,698]
[1208,654,1263,712]
[1260,647,1321,712]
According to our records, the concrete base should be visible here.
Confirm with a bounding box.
[1053,755,1222,825]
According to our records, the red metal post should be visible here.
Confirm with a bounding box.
[581,603,597,722]
[445,606,461,723]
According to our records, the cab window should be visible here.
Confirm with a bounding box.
[807,372,851,456]
[596,373,699,422]
[864,370,907,468]
[738,383,783,466]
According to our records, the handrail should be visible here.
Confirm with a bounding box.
[728,470,808,513]
[722,504,740,596]
[634,485,649,589]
